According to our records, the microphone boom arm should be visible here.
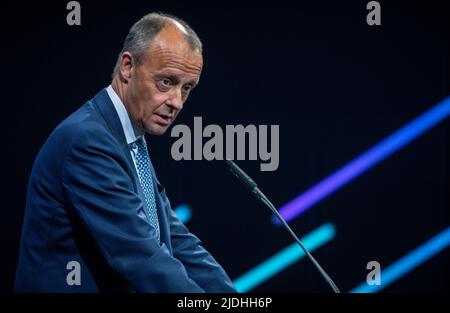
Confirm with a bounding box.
[225,160,340,293]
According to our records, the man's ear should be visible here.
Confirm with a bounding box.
[119,51,134,81]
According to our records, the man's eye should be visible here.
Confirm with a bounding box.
[160,78,172,86]
[183,85,192,93]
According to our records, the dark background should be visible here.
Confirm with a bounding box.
[1,0,449,292]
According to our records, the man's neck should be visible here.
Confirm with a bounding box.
[111,76,126,107]
[110,76,145,138]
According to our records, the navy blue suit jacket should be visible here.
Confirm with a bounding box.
[14,88,236,293]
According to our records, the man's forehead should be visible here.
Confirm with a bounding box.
[148,41,202,65]
[145,43,203,78]
[143,23,203,75]
[148,28,202,63]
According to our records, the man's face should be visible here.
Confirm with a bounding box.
[122,25,203,135]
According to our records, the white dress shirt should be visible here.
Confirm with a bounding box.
[106,85,145,172]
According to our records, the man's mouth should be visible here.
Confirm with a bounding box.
[154,113,172,126]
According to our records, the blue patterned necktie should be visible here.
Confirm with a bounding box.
[134,137,160,241]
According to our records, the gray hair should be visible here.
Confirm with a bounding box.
[111,12,202,79]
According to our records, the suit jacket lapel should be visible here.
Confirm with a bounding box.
[91,89,146,211]
[91,88,171,251]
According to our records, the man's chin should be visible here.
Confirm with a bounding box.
[145,124,169,136]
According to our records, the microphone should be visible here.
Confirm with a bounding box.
[225,160,258,193]
[225,160,341,293]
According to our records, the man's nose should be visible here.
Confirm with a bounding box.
[167,88,184,111]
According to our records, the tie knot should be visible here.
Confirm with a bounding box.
[136,136,143,144]
[135,136,146,149]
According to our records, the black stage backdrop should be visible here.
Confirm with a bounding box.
[0,0,448,293]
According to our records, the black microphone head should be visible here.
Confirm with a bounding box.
[225,160,258,190]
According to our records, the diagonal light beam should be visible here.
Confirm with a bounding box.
[174,204,192,223]
[232,223,336,292]
[274,96,450,224]
[351,226,450,293]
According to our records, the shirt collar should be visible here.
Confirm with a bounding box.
[106,85,144,145]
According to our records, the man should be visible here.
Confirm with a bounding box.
[14,13,236,293]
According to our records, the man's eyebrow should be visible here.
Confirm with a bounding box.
[178,77,200,88]
[156,73,199,87]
